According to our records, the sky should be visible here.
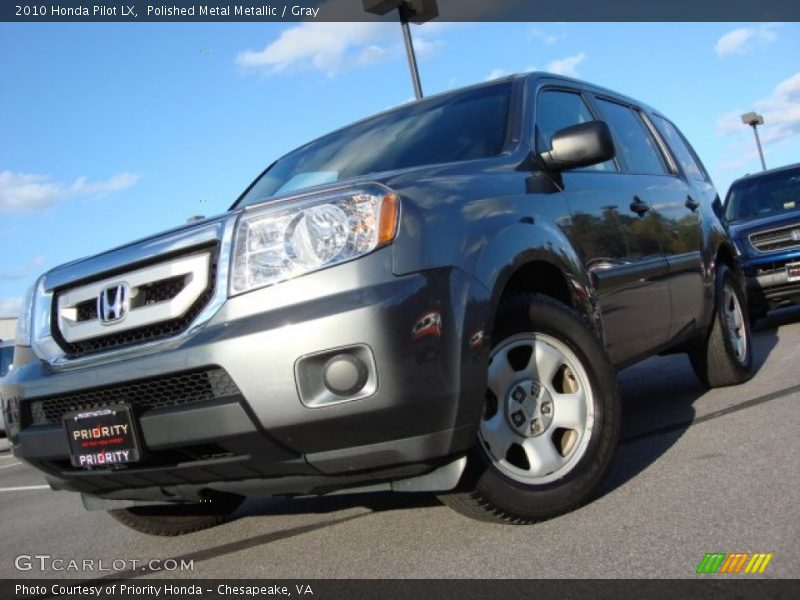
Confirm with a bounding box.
[1,21,798,320]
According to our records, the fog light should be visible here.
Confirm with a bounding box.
[323,354,368,396]
[295,344,377,407]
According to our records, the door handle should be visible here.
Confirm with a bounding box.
[685,195,700,211]
[629,196,651,216]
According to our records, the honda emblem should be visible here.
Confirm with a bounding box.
[98,283,130,324]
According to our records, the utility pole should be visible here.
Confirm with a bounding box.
[362,0,439,100]
[741,112,767,171]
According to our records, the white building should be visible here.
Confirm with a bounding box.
[0,317,17,341]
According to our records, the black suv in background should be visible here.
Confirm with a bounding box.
[724,164,800,321]
[2,74,753,534]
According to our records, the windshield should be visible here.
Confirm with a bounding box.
[234,82,512,209]
[725,167,800,223]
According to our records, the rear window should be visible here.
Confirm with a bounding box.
[725,168,800,223]
[236,83,512,207]
[651,115,708,182]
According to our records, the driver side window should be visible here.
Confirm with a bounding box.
[535,90,616,172]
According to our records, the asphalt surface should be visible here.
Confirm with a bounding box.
[1,307,799,580]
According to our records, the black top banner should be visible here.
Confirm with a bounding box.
[2,0,799,23]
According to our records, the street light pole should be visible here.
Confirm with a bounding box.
[741,112,767,171]
[362,1,438,100]
[750,123,767,171]
[398,5,423,100]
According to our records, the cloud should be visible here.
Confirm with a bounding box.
[236,22,392,77]
[71,172,139,198]
[485,68,509,81]
[412,34,445,60]
[0,170,138,214]
[529,25,566,46]
[546,53,586,77]
[0,256,46,280]
[715,24,778,58]
[715,72,800,172]
[716,72,800,143]
[353,44,389,68]
[0,297,22,318]
[236,20,449,77]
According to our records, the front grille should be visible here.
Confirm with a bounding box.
[136,274,188,306]
[73,275,188,323]
[749,226,800,253]
[76,299,98,322]
[52,248,217,358]
[748,262,793,277]
[27,367,240,426]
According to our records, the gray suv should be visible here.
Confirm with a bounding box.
[1,74,753,534]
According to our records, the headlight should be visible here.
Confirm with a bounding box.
[732,238,745,257]
[15,277,42,347]
[230,184,399,295]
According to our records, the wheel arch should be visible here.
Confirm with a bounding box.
[471,223,602,346]
[714,240,748,309]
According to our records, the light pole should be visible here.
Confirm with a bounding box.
[741,111,767,171]
[362,0,439,100]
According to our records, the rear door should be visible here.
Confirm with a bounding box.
[589,94,704,354]
[534,86,671,366]
[647,114,711,338]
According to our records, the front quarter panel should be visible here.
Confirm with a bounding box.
[387,166,595,341]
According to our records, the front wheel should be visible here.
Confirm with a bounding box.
[440,293,620,524]
[689,264,754,388]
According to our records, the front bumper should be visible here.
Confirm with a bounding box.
[742,251,800,313]
[1,249,490,501]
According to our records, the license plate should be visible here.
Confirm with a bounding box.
[63,405,141,468]
[787,262,800,282]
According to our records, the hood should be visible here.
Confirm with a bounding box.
[44,212,233,292]
[727,210,800,240]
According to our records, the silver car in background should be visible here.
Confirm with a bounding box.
[0,340,14,434]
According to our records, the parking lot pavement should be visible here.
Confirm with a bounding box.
[1,307,798,580]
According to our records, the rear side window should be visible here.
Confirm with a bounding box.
[535,90,615,172]
[595,98,668,176]
[651,115,708,182]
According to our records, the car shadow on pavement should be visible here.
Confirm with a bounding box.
[220,310,789,526]
[235,490,441,519]
[754,304,800,334]
[596,316,782,499]
[94,494,441,581]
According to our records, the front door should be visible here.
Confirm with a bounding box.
[534,87,671,366]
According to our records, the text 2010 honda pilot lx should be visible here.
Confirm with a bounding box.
[1,74,753,534]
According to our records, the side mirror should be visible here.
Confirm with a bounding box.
[539,121,615,172]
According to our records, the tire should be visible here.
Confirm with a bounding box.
[689,264,754,388]
[109,494,244,536]
[439,293,620,524]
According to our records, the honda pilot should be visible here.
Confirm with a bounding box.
[1,73,753,534]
